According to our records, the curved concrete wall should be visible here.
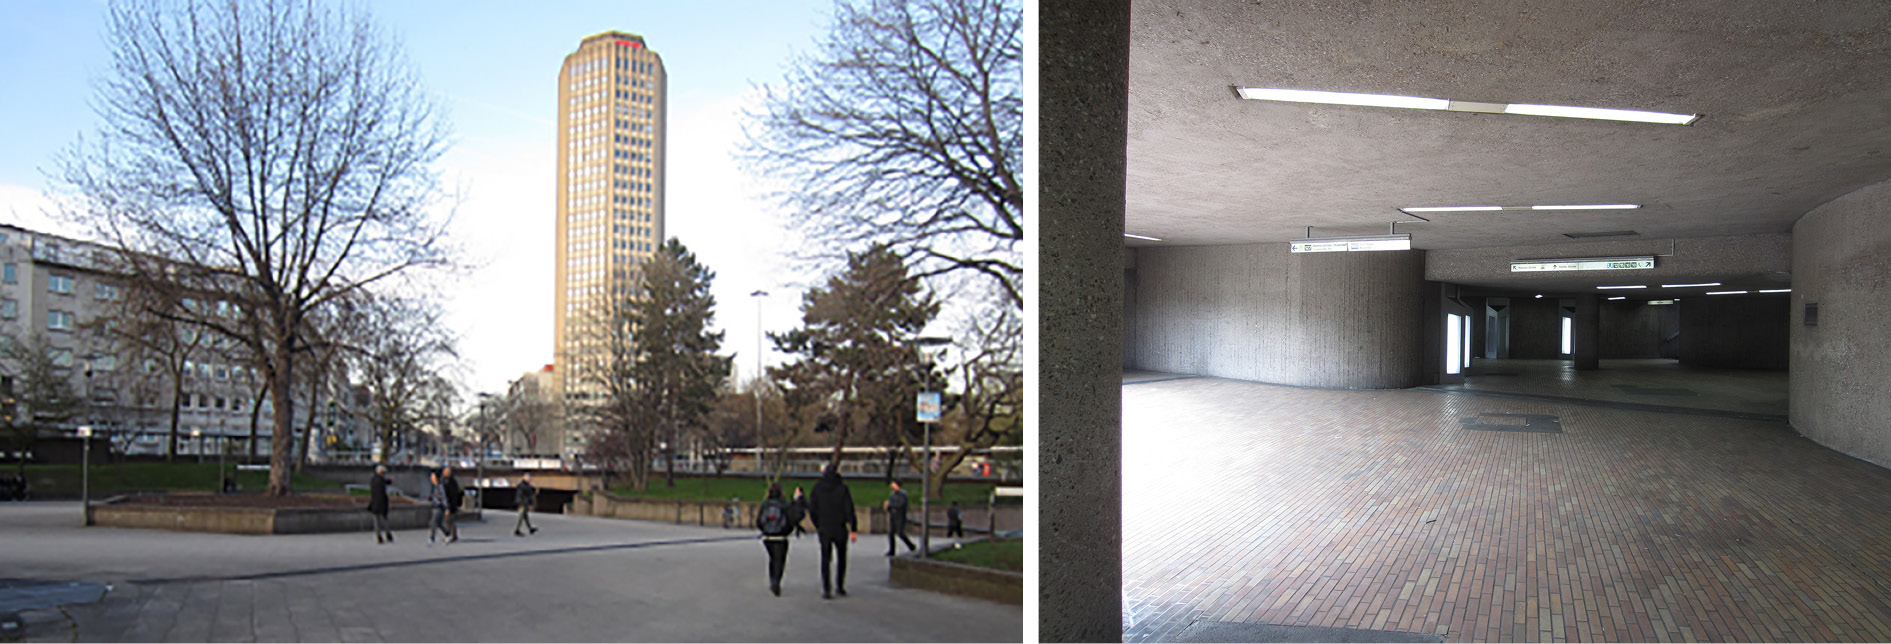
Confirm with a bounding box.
[1792,177,1891,468]
[1127,244,1426,389]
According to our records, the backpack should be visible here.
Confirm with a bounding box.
[760,499,791,536]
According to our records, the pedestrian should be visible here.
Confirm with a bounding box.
[808,463,858,599]
[426,469,450,546]
[514,473,539,537]
[368,465,394,544]
[755,482,797,596]
[883,480,917,556]
[946,500,964,539]
[790,486,811,538]
[442,466,463,542]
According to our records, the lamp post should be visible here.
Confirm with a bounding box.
[191,428,202,465]
[910,336,952,559]
[750,289,768,475]
[78,425,92,526]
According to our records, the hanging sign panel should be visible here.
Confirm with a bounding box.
[1510,256,1655,272]
[1289,235,1411,253]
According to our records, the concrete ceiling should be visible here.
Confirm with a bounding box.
[1126,0,1891,255]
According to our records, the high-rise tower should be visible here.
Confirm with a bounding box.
[554,31,666,457]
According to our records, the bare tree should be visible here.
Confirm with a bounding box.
[60,0,453,494]
[917,298,1021,498]
[0,335,86,479]
[745,0,1023,305]
[571,297,655,490]
[336,295,457,467]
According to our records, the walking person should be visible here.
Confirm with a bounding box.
[790,486,811,538]
[442,466,464,542]
[368,465,394,544]
[514,473,540,537]
[808,463,858,599]
[426,469,450,546]
[755,482,798,596]
[884,480,917,555]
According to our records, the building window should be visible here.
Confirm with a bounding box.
[95,283,118,300]
[214,365,227,380]
[94,355,117,372]
[2,263,13,284]
[48,275,73,294]
[47,310,73,331]
[0,299,14,319]
[49,348,71,368]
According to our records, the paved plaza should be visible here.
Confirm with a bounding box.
[1123,368,1891,642]
[0,503,1020,642]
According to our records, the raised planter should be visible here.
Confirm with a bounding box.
[889,548,1023,605]
[90,495,481,535]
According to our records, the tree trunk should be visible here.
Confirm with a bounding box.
[296,366,320,473]
[246,383,267,462]
[166,372,183,462]
[267,338,296,496]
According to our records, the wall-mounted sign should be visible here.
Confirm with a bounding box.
[1510,256,1655,272]
[1289,234,1412,253]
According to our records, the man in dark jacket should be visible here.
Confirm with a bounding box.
[755,482,795,596]
[790,486,811,538]
[514,473,539,537]
[807,463,858,599]
[883,480,917,555]
[368,465,394,544]
[442,466,464,542]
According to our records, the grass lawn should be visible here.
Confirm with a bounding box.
[606,476,998,507]
[12,462,345,498]
[932,538,1023,572]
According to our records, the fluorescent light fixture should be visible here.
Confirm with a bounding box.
[1596,285,1646,290]
[1289,233,1411,253]
[1237,87,1699,125]
[1607,296,1626,301]
[1661,282,1720,288]
[1403,205,1640,213]
[1758,289,1792,293]
[1706,290,1748,295]
[1534,294,1544,299]
[1648,300,1675,305]
[1235,88,1449,110]
[1503,103,1700,125]
[1531,204,1641,210]
[1124,233,1162,241]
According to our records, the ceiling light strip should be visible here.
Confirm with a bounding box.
[1758,289,1792,293]
[1402,204,1641,213]
[1660,283,1720,288]
[1706,290,1749,295]
[1596,285,1647,289]
[1236,88,1699,125]
[1124,233,1162,241]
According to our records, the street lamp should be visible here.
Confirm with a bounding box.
[910,336,952,559]
[78,425,92,526]
[750,289,768,475]
[191,428,202,465]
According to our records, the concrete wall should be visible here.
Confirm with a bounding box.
[1127,244,1428,389]
[1124,247,1139,368]
[889,551,1023,605]
[1506,298,1568,359]
[1679,295,1790,370]
[1600,301,1669,358]
[1792,177,1891,468]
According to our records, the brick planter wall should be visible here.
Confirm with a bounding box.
[90,499,480,535]
[889,554,1023,605]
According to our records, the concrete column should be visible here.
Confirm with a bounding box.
[1574,294,1600,370]
[1041,0,1128,641]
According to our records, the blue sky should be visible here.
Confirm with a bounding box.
[0,1,834,396]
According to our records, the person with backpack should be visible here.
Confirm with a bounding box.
[755,482,799,596]
[442,466,464,542]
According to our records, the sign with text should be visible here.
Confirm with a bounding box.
[1510,256,1655,272]
[916,391,942,423]
[1290,235,1412,253]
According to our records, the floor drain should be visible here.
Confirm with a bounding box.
[1461,413,1563,433]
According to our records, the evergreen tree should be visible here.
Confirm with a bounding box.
[627,240,732,489]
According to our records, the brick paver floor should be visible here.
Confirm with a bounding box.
[1122,375,1891,643]
[0,502,1020,642]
